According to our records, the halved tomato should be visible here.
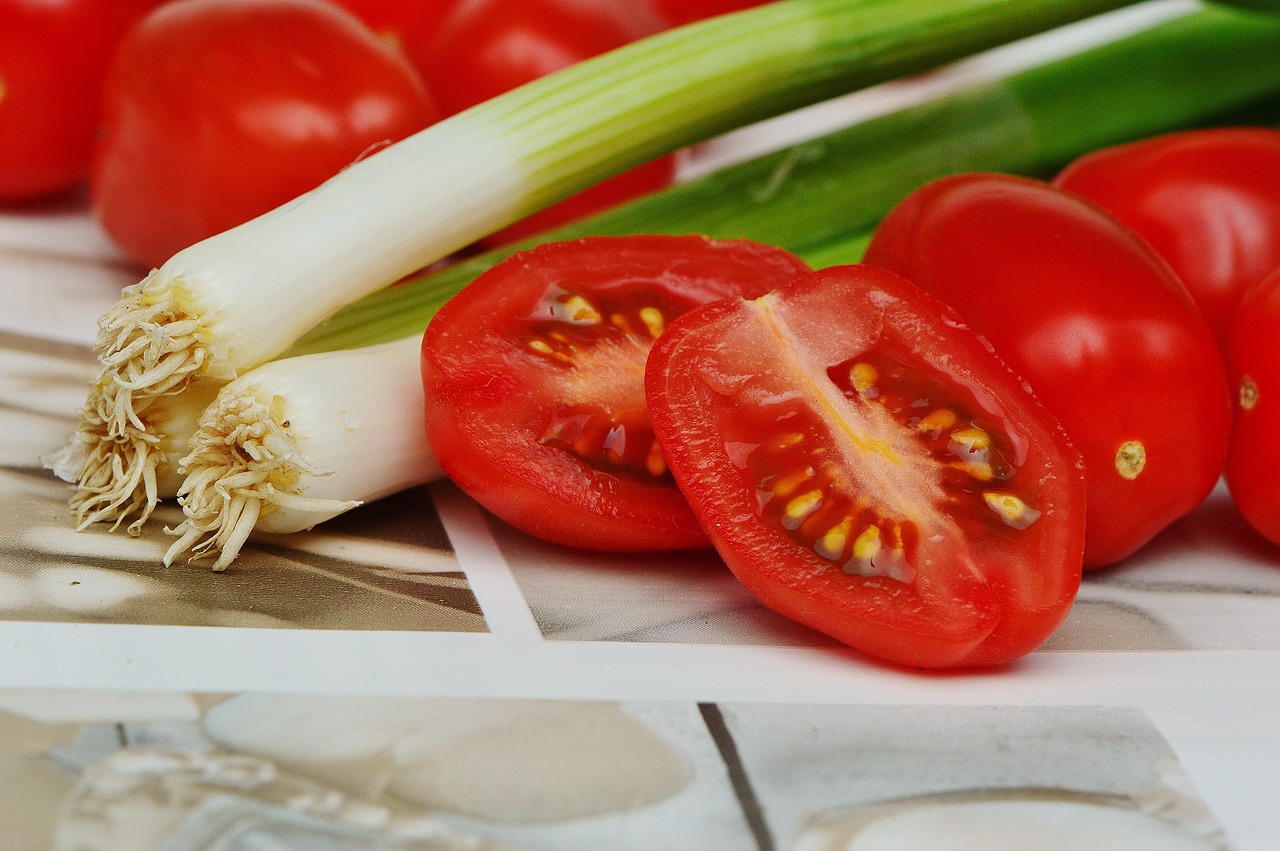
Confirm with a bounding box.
[421,234,811,550]
[645,264,1085,668]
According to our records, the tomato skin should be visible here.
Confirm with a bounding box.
[90,0,439,268]
[1055,128,1280,348]
[408,0,674,244]
[0,0,167,201]
[421,234,812,551]
[326,0,456,45]
[649,0,770,26]
[864,172,1232,569]
[1225,267,1280,547]
[645,264,1085,668]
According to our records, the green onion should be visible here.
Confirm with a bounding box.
[163,337,440,571]
[70,0,1146,532]
[292,4,1280,355]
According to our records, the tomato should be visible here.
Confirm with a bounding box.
[644,264,1085,668]
[864,173,1232,569]
[0,0,168,201]
[326,0,456,46]
[649,0,771,26]
[1225,267,1280,547]
[1055,127,1280,348]
[420,234,811,551]
[90,0,440,268]
[408,0,675,245]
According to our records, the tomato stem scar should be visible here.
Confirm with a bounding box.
[1240,375,1259,411]
[1115,440,1147,480]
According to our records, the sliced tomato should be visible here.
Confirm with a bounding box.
[864,173,1232,569]
[645,264,1085,668]
[1225,267,1280,547]
[1055,127,1280,348]
[420,234,811,551]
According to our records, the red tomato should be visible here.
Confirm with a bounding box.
[1225,267,1280,547]
[408,0,674,244]
[649,0,770,26]
[0,0,167,201]
[645,264,1085,668]
[420,234,812,551]
[326,0,456,46]
[90,0,440,268]
[864,173,1232,569]
[1055,128,1280,348]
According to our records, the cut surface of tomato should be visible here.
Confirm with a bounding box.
[421,234,811,551]
[865,173,1232,569]
[645,264,1085,668]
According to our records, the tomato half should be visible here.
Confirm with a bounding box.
[864,172,1232,569]
[0,0,167,201]
[408,0,675,245]
[645,264,1085,668]
[90,0,439,268]
[1055,127,1280,347]
[1225,267,1280,547]
[421,234,812,551]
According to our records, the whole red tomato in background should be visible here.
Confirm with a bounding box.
[1055,127,1280,348]
[90,0,440,268]
[327,0,456,46]
[409,0,676,244]
[0,0,168,202]
[864,173,1232,569]
[1225,267,1280,548]
[421,234,811,552]
[645,264,1085,668]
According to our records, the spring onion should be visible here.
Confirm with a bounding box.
[69,0,1142,531]
[162,336,439,571]
[290,3,1280,355]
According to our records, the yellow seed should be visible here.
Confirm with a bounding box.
[560,294,601,324]
[782,490,824,530]
[915,409,958,434]
[1115,440,1146,480]
[852,525,881,561]
[770,467,813,498]
[849,362,878,394]
[645,441,667,478]
[950,426,991,451]
[983,491,1042,530]
[1240,375,1259,411]
[815,518,853,561]
[527,339,556,354]
[639,306,665,338]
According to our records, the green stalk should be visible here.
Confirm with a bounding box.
[291,5,1280,356]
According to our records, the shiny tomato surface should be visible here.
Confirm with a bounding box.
[1055,127,1280,347]
[409,0,675,244]
[421,234,811,551]
[865,173,1232,568]
[90,0,439,267]
[645,264,1085,668]
[649,0,771,25]
[0,0,167,201]
[1225,267,1280,547]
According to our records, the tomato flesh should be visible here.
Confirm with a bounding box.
[421,234,812,551]
[1225,267,1280,547]
[865,173,1232,569]
[645,264,1085,668]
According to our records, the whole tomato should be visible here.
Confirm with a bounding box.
[408,0,675,244]
[1225,267,1280,547]
[865,173,1232,569]
[1055,128,1280,348]
[0,0,168,201]
[326,0,456,46]
[90,0,440,268]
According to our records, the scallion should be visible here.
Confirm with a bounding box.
[69,0,1142,530]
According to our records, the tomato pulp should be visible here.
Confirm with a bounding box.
[865,173,1232,568]
[645,264,1085,668]
[1055,127,1280,347]
[91,0,439,267]
[1225,267,1280,547]
[421,234,811,551]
